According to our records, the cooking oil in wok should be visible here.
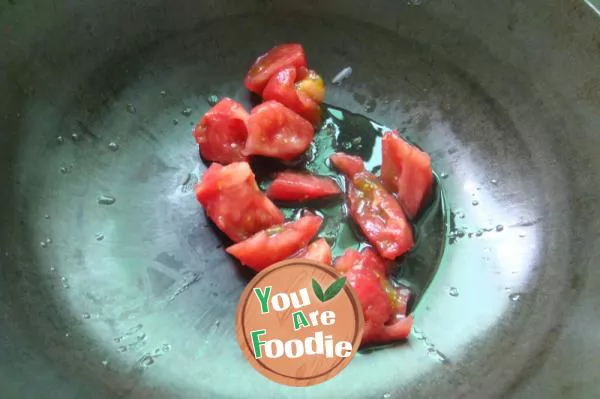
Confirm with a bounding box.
[249,104,449,312]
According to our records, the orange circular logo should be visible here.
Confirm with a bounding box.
[236,259,364,386]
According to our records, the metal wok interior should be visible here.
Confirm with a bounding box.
[1,0,599,398]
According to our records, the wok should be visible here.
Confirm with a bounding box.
[1,0,599,398]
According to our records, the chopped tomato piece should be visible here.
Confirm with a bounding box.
[262,66,324,125]
[226,213,323,272]
[193,98,249,164]
[244,101,314,161]
[244,44,307,95]
[329,152,365,178]
[266,171,341,201]
[291,238,332,265]
[332,153,414,259]
[381,130,434,219]
[195,162,284,242]
[334,248,413,345]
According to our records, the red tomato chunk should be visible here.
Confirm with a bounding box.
[331,153,414,259]
[266,171,341,202]
[263,66,325,126]
[291,238,332,265]
[329,152,365,179]
[244,44,307,95]
[244,101,314,161]
[226,213,323,272]
[195,162,284,242]
[193,98,249,164]
[334,248,413,345]
[381,130,434,219]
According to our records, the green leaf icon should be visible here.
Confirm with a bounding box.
[323,277,347,302]
[312,279,325,302]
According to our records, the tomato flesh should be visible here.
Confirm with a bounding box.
[331,153,414,259]
[334,248,413,345]
[262,66,324,125]
[193,98,249,164]
[226,213,323,272]
[266,171,341,202]
[329,153,365,178]
[195,162,284,242]
[291,238,332,265]
[244,44,307,95]
[244,101,314,161]
[381,130,434,219]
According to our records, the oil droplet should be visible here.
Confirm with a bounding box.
[56,136,64,144]
[412,326,426,340]
[160,90,167,97]
[215,320,221,327]
[139,354,154,367]
[49,266,56,272]
[172,119,179,125]
[342,141,352,150]
[61,276,67,282]
[101,360,109,367]
[181,107,193,117]
[162,343,171,353]
[456,230,465,238]
[65,332,71,337]
[108,142,119,151]
[60,167,68,174]
[207,95,219,106]
[96,232,105,241]
[71,133,80,141]
[491,179,498,185]
[519,233,526,238]
[383,394,391,399]
[82,312,91,319]
[440,172,448,179]
[44,214,50,219]
[126,104,137,114]
[509,293,521,301]
[40,241,47,248]
[46,238,52,244]
[98,195,116,205]
[496,224,504,232]
[63,283,70,289]
[472,200,479,206]
[475,230,483,237]
[448,287,459,297]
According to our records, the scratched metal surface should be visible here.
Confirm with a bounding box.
[0,0,599,398]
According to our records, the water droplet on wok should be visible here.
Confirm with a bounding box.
[207,95,219,106]
[448,287,459,297]
[95,232,105,241]
[439,172,448,179]
[98,195,116,205]
[40,241,47,248]
[71,133,80,141]
[181,107,193,117]
[108,142,119,151]
[56,136,64,144]
[509,293,521,301]
[472,200,479,206]
[126,104,137,114]
[495,224,504,232]
[82,313,91,319]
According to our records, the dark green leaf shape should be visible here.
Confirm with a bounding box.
[312,279,325,302]
[322,277,347,302]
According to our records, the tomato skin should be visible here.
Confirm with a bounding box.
[244,44,307,95]
[381,130,433,219]
[334,248,412,345]
[195,162,284,242]
[266,171,341,201]
[262,67,323,125]
[329,153,365,178]
[291,238,332,265]
[226,214,323,272]
[193,98,250,164]
[244,101,314,161]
